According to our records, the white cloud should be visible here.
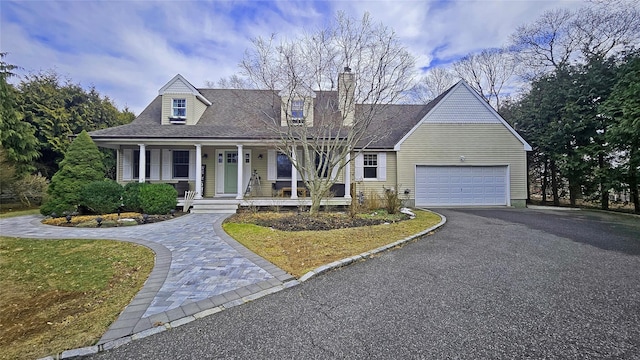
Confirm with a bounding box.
[1,0,587,114]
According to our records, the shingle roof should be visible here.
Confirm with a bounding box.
[89,85,454,149]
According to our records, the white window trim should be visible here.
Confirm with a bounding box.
[172,98,186,118]
[355,152,386,181]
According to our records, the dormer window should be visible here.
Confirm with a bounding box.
[172,99,186,117]
[291,99,304,124]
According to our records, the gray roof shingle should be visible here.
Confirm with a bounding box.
[89,85,454,149]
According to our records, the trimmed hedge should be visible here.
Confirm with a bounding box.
[139,183,177,215]
[122,182,147,213]
[80,180,124,214]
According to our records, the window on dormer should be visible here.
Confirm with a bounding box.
[291,99,304,123]
[172,99,186,118]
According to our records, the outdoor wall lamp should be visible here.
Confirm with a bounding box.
[460,156,466,162]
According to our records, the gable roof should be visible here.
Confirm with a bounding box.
[393,80,532,151]
[159,74,212,106]
[89,78,530,151]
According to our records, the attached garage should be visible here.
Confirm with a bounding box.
[415,166,508,207]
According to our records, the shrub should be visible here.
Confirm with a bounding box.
[11,173,49,207]
[40,198,75,217]
[382,186,402,214]
[363,190,382,211]
[139,183,177,215]
[122,182,147,212]
[80,180,124,214]
[43,130,105,213]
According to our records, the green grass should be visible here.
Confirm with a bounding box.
[0,237,154,360]
[223,209,442,277]
[0,208,40,219]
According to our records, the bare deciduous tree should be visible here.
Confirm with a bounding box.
[452,48,517,109]
[409,67,457,103]
[509,8,579,79]
[239,12,415,215]
[510,2,639,78]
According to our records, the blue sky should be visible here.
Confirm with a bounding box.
[1,0,585,114]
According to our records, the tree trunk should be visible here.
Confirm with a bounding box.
[542,157,548,206]
[568,178,578,207]
[629,147,640,214]
[550,159,560,206]
[599,153,609,210]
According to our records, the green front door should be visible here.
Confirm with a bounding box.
[224,151,238,193]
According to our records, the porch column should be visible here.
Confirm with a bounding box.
[236,144,243,199]
[290,147,298,199]
[344,152,351,199]
[195,144,203,199]
[138,144,146,183]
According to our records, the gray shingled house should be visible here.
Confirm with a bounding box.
[89,73,531,212]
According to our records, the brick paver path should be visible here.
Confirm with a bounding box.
[0,214,292,343]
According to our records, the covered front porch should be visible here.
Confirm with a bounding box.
[115,141,353,212]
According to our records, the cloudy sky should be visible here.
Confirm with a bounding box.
[1,0,586,114]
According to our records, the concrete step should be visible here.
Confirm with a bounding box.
[190,200,239,214]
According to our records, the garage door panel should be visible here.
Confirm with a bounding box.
[416,166,507,206]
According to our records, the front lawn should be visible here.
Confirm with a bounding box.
[223,209,442,277]
[0,237,154,360]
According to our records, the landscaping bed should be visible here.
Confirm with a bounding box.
[41,212,187,227]
[232,210,410,231]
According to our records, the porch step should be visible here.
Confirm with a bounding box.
[189,199,240,214]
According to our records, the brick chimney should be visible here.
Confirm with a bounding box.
[338,67,355,126]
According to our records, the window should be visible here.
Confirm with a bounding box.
[315,153,329,178]
[172,99,186,118]
[291,99,304,123]
[277,152,292,179]
[173,150,190,178]
[355,152,386,182]
[363,154,377,179]
[133,150,151,178]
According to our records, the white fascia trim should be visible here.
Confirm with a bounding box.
[393,81,463,151]
[393,80,532,152]
[458,81,532,151]
[158,74,212,106]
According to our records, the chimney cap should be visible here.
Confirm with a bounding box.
[343,66,351,72]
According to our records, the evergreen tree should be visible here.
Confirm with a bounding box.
[41,130,105,215]
[0,53,40,175]
[602,54,640,213]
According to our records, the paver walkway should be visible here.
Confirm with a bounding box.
[0,213,293,344]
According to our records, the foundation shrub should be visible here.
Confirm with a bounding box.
[122,182,147,212]
[80,180,123,214]
[139,183,177,215]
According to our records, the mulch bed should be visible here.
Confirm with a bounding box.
[251,213,409,231]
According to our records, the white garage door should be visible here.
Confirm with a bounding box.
[415,166,508,206]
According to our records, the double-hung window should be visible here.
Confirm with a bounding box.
[133,150,151,178]
[363,154,378,179]
[291,100,304,124]
[276,152,292,179]
[315,153,330,178]
[355,152,386,181]
[173,150,190,178]
[172,99,186,118]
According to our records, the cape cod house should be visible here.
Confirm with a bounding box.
[89,71,531,213]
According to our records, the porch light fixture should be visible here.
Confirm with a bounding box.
[203,153,208,159]
[258,154,263,159]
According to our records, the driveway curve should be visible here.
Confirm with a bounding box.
[87,208,640,359]
[0,214,293,344]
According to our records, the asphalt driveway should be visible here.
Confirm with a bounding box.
[90,208,640,359]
